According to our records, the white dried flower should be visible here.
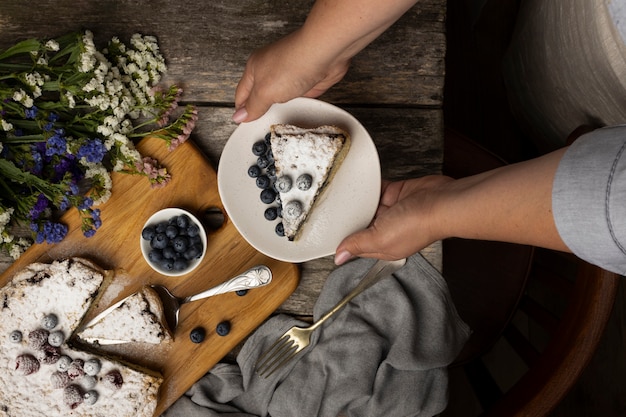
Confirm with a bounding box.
[0,207,14,228]
[45,39,59,51]
[65,91,76,108]
[1,119,13,131]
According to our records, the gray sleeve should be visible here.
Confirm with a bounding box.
[552,125,626,275]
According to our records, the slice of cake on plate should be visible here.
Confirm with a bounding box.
[270,124,351,241]
[76,286,172,345]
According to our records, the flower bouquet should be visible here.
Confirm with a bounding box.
[0,30,198,259]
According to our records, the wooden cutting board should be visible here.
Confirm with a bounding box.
[0,136,300,416]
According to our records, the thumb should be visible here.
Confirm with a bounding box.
[240,88,275,123]
[234,69,253,112]
[334,226,390,265]
[233,70,272,123]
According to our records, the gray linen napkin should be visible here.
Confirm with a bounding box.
[162,254,470,417]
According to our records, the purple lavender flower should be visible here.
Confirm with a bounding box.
[77,138,106,163]
[46,131,67,156]
[92,209,102,229]
[47,222,67,243]
[68,182,80,196]
[33,221,68,244]
[34,141,46,154]
[29,194,49,221]
[25,106,38,120]
[51,223,68,243]
[78,197,94,210]
[81,207,102,238]
[59,196,70,211]
[29,147,43,175]
[53,156,75,180]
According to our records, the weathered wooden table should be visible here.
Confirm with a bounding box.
[0,0,446,409]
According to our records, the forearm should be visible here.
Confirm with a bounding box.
[434,148,570,251]
[300,0,418,63]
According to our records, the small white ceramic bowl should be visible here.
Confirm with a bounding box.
[140,208,207,276]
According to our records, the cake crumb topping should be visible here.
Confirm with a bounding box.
[0,258,162,417]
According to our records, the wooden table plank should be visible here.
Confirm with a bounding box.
[0,0,445,107]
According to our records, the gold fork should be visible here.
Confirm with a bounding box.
[255,258,407,378]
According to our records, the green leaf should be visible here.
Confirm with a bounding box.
[0,39,41,61]
[49,33,81,65]
[0,158,61,199]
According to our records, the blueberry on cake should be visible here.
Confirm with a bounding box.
[76,286,172,345]
[268,124,350,241]
[0,258,162,417]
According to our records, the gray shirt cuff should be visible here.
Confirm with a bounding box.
[553,125,626,275]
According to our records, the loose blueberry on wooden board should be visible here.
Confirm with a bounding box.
[190,327,206,343]
[216,321,231,336]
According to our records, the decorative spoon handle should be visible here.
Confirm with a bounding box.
[185,265,272,303]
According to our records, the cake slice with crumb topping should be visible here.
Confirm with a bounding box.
[270,124,350,241]
[76,286,172,345]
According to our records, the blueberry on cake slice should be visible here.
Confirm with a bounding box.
[76,286,172,345]
[270,124,351,241]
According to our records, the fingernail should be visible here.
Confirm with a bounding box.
[232,107,248,123]
[334,250,353,265]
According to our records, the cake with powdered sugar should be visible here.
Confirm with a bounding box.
[76,286,172,345]
[269,124,351,241]
[0,258,162,417]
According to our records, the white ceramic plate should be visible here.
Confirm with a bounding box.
[140,208,208,276]
[218,97,381,263]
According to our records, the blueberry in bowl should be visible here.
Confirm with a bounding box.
[140,208,208,276]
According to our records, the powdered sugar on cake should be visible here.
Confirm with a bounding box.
[77,286,172,345]
[270,124,350,240]
[0,258,162,417]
